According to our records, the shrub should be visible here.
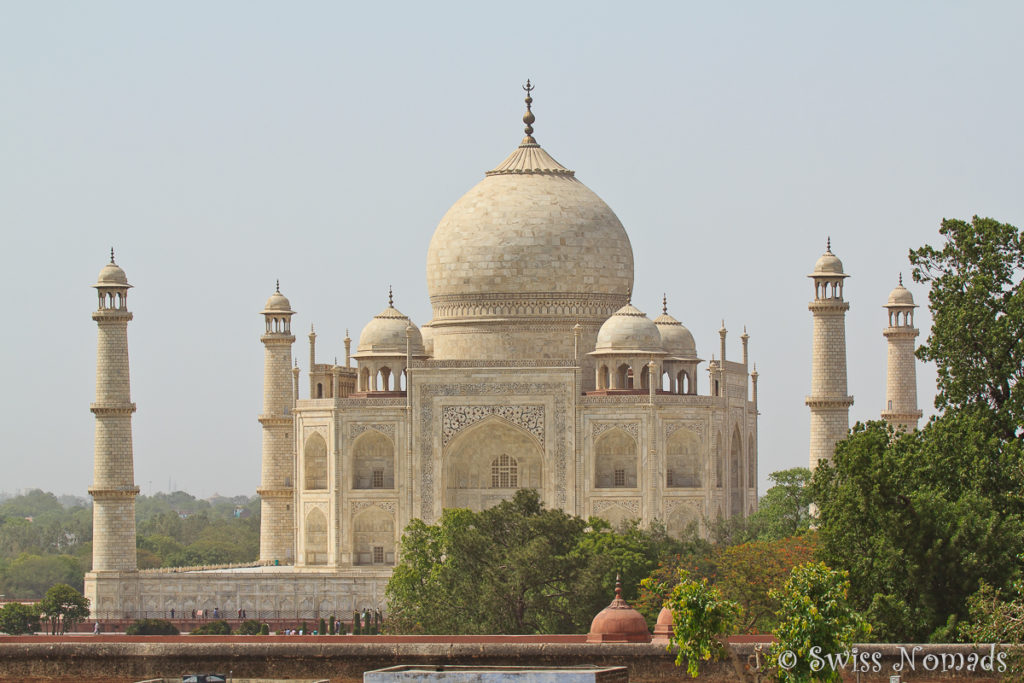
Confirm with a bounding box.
[328,614,336,635]
[126,618,180,635]
[0,602,41,635]
[259,622,270,635]
[236,619,263,635]
[190,619,231,635]
[319,617,327,635]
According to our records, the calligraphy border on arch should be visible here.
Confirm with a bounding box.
[419,382,568,522]
[442,405,545,449]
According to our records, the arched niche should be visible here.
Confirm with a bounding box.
[666,428,701,488]
[443,417,543,511]
[304,508,328,566]
[594,428,638,489]
[715,431,724,488]
[352,430,394,489]
[730,428,743,517]
[304,433,328,490]
[352,506,395,566]
[594,503,636,529]
[666,503,701,539]
[747,434,756,488]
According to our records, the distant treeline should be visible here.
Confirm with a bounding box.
[0,490,259,599]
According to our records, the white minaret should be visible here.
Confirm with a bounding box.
[806,240,854,470]
[258,281,296,564]
[881,275,922,431]
[88,250,139,573]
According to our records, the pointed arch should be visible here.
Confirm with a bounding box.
[352,506,394,566]
[667,503,701,539]
[730,427,743,517]
[303,432,328,490]
[443,416,543,511]
[666,428,701,487]
[595,502,637,529]
[304,508,328,566]
[352,430,394,489]
[594,428,638,488]
[715,431,724,488]
[747,434,756,489]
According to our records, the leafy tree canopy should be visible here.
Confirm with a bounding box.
[386,489,684,635]
[0,601,41,635]
[39,583,90,635]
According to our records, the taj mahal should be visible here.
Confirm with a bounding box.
[83,86,920,619]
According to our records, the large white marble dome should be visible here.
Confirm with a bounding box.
[425,103,634,361]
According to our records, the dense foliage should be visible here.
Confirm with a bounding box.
[39,583,90,635]
[812,217,1024,642]
[662,570,740,677]
[190,619,232,635]
[0,601,41,635]
[0,490,259,598]
[769,562,870,683]
[385,489,685,634]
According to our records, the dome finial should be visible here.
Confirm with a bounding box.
[110,247,116,264]
[614,573,623,600]
[388,285,394,307]
[826,236,832,253]
[522,79,536,144]
[275,279,280,293]
[662,293,667,315]
[899,272,903,286]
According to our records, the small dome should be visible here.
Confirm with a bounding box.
[355,304,425,357]
[262,283,293,313]
[653,301,697,359]
[810,240,847,277]
[94,250,130,288]
[652,605,674,643]
[886,277,917,307]
[586,580,652,643]
[592,304,664,355]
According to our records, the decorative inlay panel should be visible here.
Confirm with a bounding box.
[592,422,639,440]
[303,425,329,442]
[593,498,640,515]
[665,420,705,440]
[664,498,702,518]
[349,423,396,440]
[351,500,396,514]
[442,405,545,448]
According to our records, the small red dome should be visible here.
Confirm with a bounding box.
[652,605,673,643]
[586,579,652,643]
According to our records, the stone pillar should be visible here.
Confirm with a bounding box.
[806,241,854,470]
[258,283,296,564]
[881,276,922,431]
[88,251,140,574]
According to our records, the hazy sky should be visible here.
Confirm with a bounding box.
[2,2,1022,498]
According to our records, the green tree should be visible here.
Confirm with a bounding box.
[909,216,1024,444]
[769,562,870,683]
[1,553,86,598]
[813,419,1024,641]
[39,583,90,635]
[0,602,41,635]
[662,570,740,678]
[745,468,813,541]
